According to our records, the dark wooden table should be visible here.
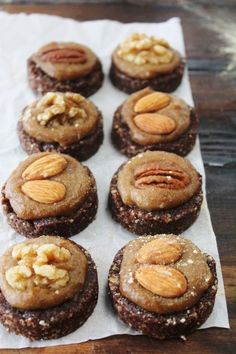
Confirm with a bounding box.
[0,2,235,354]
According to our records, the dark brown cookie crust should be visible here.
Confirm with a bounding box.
[111,107,198,158]
[17,112,104,161]
[0,241,98,340]
[108,247,217,339]
[28,58,104,97]
[108,169,203,236]
[1,171,98,239]
[109,60,185,94]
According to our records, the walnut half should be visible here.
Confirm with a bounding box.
[5,243,71,291]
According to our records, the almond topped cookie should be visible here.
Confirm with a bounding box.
[17,92,103,161]
[0,236,98,340]
[109,151,203,235]
[28,42,104,97]
[108,234,217,339]
[1,152,98,238]
[110,33,184,93]
[112,87,198,157]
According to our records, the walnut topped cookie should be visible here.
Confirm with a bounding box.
[109,151,203,236]
[28,42,104,97]
[17,92,103,161]
[112,87,198,157]
[108,234,217,339]
[2,152,98,238]
[110,33,184,94]
[0,236,98,340]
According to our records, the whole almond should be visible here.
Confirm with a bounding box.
[134,92,171,113]
[22,180,66,204]
[134,113,176,135]
[135,265,187,298]
[136,238,183,265]
[22,154,67,181]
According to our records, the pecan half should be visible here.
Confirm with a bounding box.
[134,162,190,189]
[39,47,87,64]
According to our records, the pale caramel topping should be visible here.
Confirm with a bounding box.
[117,151,200,211]
[0,236,88,310]
[121,88,191,145]
[32,42,97,80]
[113,33,181,79]
[120,235,213,314]
[22,92,99,146]
[5,152,94,220]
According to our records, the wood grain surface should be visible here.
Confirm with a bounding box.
[0,2,235,354]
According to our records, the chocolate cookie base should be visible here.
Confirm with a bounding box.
[17,113,104,161]
[1,176,98,238]
[112,107,198,157]
[27,58,104,97]
[108,247,217,339]
[108,170,203,236]
[0,242,98,340]
[109,61,185,94]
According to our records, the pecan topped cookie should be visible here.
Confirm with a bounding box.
[2,152,98,238]
[18,92,103,161]
[109,151,203,235]
[108,234,217,339]
[110,33,185,93]
[112,87,198,157]
[117,151,200,210]
[0,236,98,340]
[28,42,104,97]
[32,42,97,81]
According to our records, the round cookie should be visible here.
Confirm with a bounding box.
[27,42,104,97]
[0,236,98,340]
[112,88,198,157]
[17,92,103,161]
[108,234,217,339]
[109,151,203,235]
[2,152,98,238]
[110,33,184,94]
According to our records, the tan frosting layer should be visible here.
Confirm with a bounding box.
[117,151,200,211]
[112,33,181,80]
[32,42,97,80]
[121,88,191,145]
[120,234,213,314]
[5,152,94,220]
[22,92,99,146]
[0,236,87,310]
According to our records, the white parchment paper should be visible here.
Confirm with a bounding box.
[0,12,229,348]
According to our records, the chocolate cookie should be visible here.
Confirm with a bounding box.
[108,234,217,339]
[110,33,184,94]
[109,151,203,235]
[28,42,104,97]
[1,153,98,238]
[17,92,103,161]
[112,88,198,157]
[0,236,98,340]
